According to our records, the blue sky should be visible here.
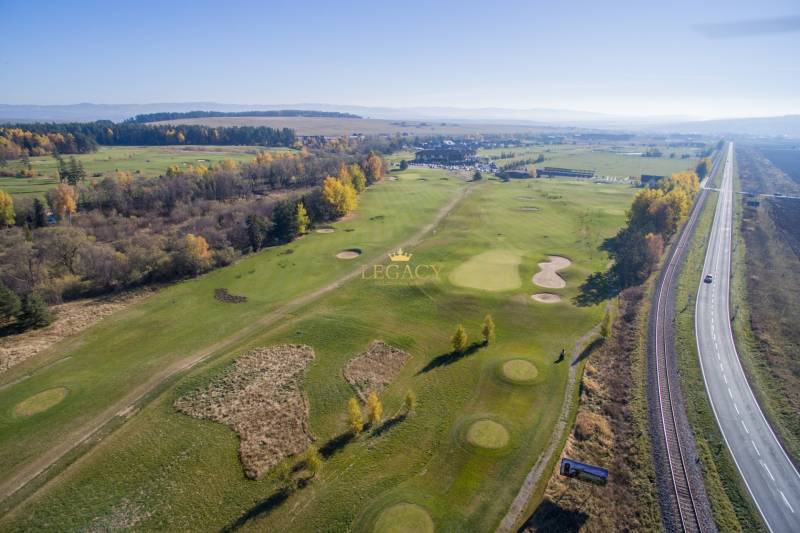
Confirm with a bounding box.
[1,0,798,118]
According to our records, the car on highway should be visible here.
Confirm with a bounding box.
[704,274,713,284]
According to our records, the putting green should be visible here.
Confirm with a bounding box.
[373,503,434,533]
[449,250,521,292]
[14,388,68,417]
[466,419,510,449]
[501,359,538,382]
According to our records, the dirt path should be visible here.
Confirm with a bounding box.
[0,185,471,507]
[495,319,603,533]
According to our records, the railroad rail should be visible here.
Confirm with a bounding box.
[651,150,723,533]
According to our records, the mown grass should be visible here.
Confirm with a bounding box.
[2,178,634,531]
[0,145,286,197]
[672,159,766,532]
[478,143,701,177]
[0,168,461,485]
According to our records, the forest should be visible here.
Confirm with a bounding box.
[0,122,296,162]
[0,148,386,330]
[125,110,361,123]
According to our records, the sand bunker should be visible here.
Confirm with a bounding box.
[373,503,434,533]
[316,228,335,234]
[532,256,571,289]
[336,248,362,259]
[531,293,562,303]
[14,387,68,417]
[174,345,315,479]
[519,206,540,212]
[450,250,522,292]
[343,341,411,401]
[516,196,535,201]
[466,419,510,449]
[387,176,398,181]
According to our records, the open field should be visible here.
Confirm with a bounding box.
[0,174,635,531]
[0,167,462,495]
[152,116,555,136]
[479,143,702,178]
[732,146,800,464]
[0,145,284,197]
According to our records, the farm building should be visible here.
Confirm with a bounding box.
[536,167,595,179]
[414,147,476,164]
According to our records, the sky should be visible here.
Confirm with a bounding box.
[1,0,799,119]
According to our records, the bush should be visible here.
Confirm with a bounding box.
[17,293,53,330]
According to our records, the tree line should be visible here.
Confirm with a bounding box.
[0,150,386,331]
[0,122,297,162]
[124,110,361,123]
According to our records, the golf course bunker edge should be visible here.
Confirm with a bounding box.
[532,255,571,289]
[531,293,562,303]
[336,248,362,259]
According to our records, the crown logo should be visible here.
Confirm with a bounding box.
[389,248,413,262]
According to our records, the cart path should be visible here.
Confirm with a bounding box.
[0,184,471,507]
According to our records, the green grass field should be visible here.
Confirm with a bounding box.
[0,145,286,197]
[479,143,701,178]
[1,173,635,531]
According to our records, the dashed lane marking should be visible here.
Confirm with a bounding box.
[780,490,795,513]
[752,440,760,457]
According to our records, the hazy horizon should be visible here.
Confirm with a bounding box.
[1,0,799,120]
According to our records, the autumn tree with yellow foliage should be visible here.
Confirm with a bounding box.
[53,183,77,222]
[347,397,364,435]
[0,189,14,227]
[366,392,383,426]
[607,169,701,287]
[322,176,358,216]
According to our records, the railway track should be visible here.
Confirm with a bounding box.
[651,152,723,533]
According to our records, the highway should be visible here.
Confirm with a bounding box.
[695,143,800,532]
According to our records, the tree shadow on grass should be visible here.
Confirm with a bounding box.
[416,341,484,374]
[318,431,354,459]
[573,271,620,307]
[371,414,406,438]
[221,489,289,532]
[571,337,605,367]
[521,498,589,533]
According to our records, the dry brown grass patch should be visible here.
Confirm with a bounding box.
[343,340,411,400]
[0,288,155,375]
[174,344,315,479]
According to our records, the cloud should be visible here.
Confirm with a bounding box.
[695,15,800,38]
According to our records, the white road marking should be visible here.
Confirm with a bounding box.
[728,387,733,399]
[723,374,728,384]
[761,461,775,482]
[741,420,749,434]
[720,362,724,372]
[752,440,760,457]
[780,490,795,513]
[734,403,740,415]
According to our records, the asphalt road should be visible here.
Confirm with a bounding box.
[695,143,800,532]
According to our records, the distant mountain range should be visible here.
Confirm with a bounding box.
[1,102,798,137]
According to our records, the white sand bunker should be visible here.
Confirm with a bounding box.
[532,255,571,289]
[532,293,562,303]
[316,227,335,234]
[336,248,362,259]
[519,206,540,212]
[388,176,398,181]
[174,345,315,479]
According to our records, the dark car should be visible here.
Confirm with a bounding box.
[704,274,713,284]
